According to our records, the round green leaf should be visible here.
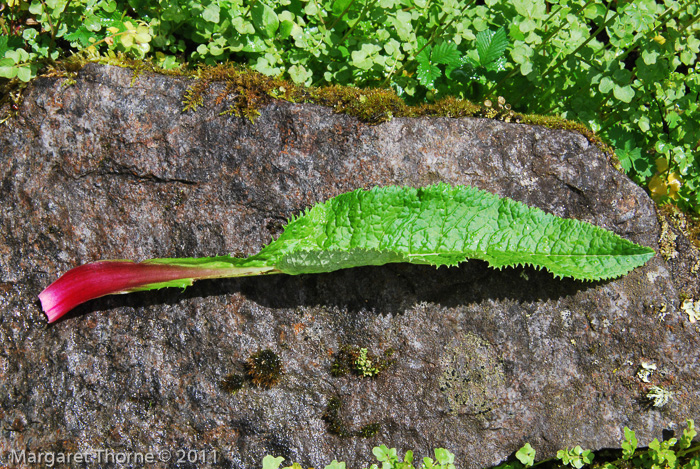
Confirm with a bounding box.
[16,66,33,82]
[288,64,312,84]
[202,4,220,23]
[598,77,614,93]
[613,85,635,103]
[28,0,43,15]
[252,2,279,38]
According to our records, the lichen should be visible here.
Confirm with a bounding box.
[657,209,679,261]
[438,332,505,416]
[681,299,700,324]
[658,204,700,253]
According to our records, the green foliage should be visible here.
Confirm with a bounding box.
[556,446,594,469]
[258,421,700,469]
[367,445,455,469]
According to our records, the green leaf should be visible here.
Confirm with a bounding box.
[252,2,279,38]
[431,42,461,66]
[202,4,220,23]
[28,0,43,15]
[516,443,536,467]
[16,66,32,82]
[332,0,353,16]
[0,64,18,79]
[43,185,656,319]
[262,455,285,469]
[324,460,346,469]
[642,48,659,65]
[613,85,635,103]
[288,64,312,84]
[622,427,638,460]
[434,448,454,465]
[372,445,397,463]
[598,77,614,94]
[476,27,508,67]
[681,419,697,450]
[417,60,441,87]
[252,184,655,281]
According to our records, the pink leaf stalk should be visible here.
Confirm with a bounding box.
[38,260,274,323]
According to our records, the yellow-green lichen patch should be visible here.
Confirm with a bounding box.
[659,204,700,252]
[657,209,679,261]
[438,332,505,416]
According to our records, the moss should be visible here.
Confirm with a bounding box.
[245,349,283,388]
[322,396,352,438]
[181,63,309,121]
[310,85,407,124]
[357,423,381,438]
[329,345,394,378]
[322,395,380,438]
[519,113,618,166]
[414,95,481,118]
[220,373,245,394]
[27,55,624,164]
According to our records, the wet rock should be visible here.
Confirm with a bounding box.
[1,64,698,468]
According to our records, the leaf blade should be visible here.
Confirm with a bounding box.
[476,27,509,67]
[260,184,654,281]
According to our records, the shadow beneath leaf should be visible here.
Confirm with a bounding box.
[51,261,595,323]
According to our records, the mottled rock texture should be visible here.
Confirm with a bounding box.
[1,64,698,468]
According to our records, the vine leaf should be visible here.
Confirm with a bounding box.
[39,183,655,322]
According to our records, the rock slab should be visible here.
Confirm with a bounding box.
[1,64,698,468]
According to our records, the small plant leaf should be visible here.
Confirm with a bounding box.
[417,61,441,87]
[622,427,638,460]
[476,27,508,67]
[680,419,697,450]
[431,42,461,67]
[202,4,220,23]
[262,455,285,469]
[516,443,536,467]
[251,2,279,38]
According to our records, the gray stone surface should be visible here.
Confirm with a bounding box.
[1,63,698,468]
